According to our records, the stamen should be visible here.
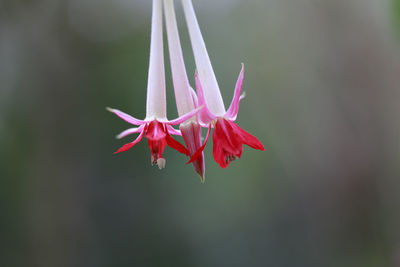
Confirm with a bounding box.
[224,154,237,164]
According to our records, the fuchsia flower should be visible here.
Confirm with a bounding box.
[182,0,265,168]
[163,0,205,180]
[107,0,200,169]
[108,0,264,176]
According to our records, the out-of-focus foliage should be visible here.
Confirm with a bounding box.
[0,0,399,266]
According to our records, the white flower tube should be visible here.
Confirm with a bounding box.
[164,0,205,181]
[179,0,265,169]
[164,0,195,118]
[145,0,167,121]
[181,0,226,116]
[107,0,204,170]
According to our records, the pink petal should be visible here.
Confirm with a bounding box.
[186,124,211,164]
[212,133,227,168]
[194,73,217,125]
[225,64,244,121]
[113,125,147,154]
[165,105,203,125]
[107,107,146,126]
[116,125,145,139]
[166,125,182,136]
[230,122,265,151]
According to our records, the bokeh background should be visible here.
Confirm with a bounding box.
[1,0,400,266]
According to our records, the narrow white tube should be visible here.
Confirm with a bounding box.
[164,0,195,117]
[146,0,167,120]
[181,0,226,115]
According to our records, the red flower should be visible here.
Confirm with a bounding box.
[145,120,189,167]
[187,66,265,168]
[107,0,202,170]
[213,118,264,168]
[108,106,200,169]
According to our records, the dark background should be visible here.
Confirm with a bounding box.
[1,0,400,266]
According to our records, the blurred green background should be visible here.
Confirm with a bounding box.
[1,0,400,266]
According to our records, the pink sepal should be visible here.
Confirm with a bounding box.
[165,105,203,125]
[186,124,211,164]
[225,64,244,121]
[114,124,147,154]
[166,125,182,136]
[194,73,217,125]
[190,87,198,108]
[107,107,146,125]
[116,125,146,139]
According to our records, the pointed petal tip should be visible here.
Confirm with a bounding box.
[224,64,245,120]
[240,91,246,100]
[106,107,146,125]
[191,165,205,182]
[194,165,205,183]
[194,167,205,183]
[113,144,133,154]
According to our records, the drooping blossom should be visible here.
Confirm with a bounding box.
[107,0,200,169]
[163,0,205,180]
[182,0,265,168]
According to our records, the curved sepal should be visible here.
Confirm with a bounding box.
[107,107,146,125]
[114,124,147,154]
[116,125,146,139]
[186,124,211,164]
[166,125,182,136]
[190,86,198,108]
[165,132,190,155]
[165,105,203,125]
[195,73,217,125]
[225,63,244,121]
[231,122,265,151]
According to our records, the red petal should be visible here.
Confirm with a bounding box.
[114,125,147,154]
[187,124,211,164]
[148,138,167,160]
[212,119,261,168]
[215,119,242,155]
[230,122,265,150]
[212,131,229,168]
[146,121,166,140]
[165,133,190,155]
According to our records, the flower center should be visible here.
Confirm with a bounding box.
[224,154,237,165]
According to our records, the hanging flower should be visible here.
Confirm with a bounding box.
[107,0,200,169]
[163,0,205,180]
[182,0,265,168]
